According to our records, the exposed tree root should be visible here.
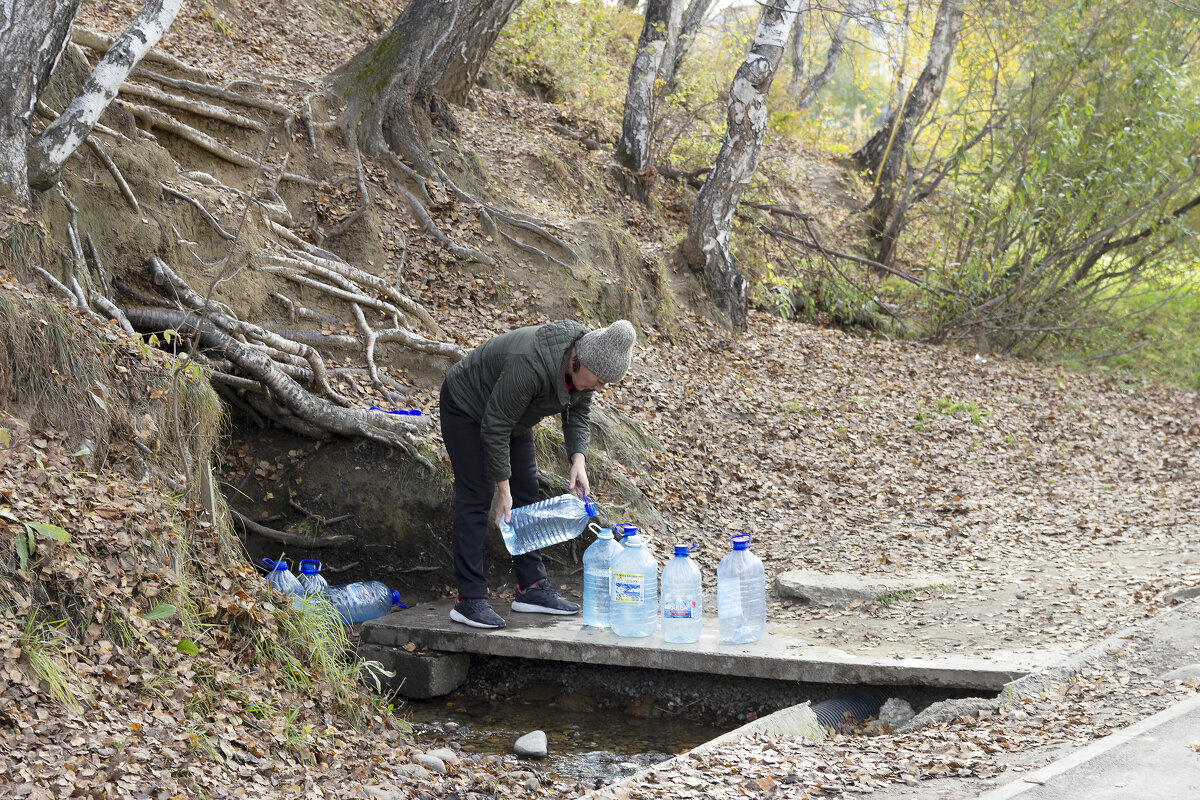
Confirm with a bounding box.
[229,507,355,549]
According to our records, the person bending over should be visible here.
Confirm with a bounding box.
[439,319,636,629]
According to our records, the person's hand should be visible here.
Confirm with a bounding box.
[495,479,513,528]
[568,454,590,498]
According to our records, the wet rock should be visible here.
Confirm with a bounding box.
[514,730,548,758]
[426,747,459,764]
[412,753,446,773]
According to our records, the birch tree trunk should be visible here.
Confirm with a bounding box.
[790,3,855,110]
[27,0,184,191]
[615,0,681,175]
[858,0,963,264]
[435,0,523,106]
[662,0,715,93]
[680,0,802,331]
[0,0,81,203]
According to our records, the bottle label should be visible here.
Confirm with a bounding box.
[663,599,696,619]
[612,572,645,603]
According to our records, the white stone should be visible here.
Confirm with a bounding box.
[514,730,548,759]
[412,753,446,773]
[426,747,459,764]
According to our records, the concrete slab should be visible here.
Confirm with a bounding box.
[976,696,1200,800]
[776,570,951,607]
[360,599,1051,691]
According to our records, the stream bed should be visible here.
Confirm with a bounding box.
[403,694,729,785]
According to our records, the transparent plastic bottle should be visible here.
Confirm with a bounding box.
[500,493,598,555]
[262,558,303,606]
[296,560,330,595]
[717,533,766,644]
[609,530,659,638]
[661,544,703,643]
[322,581,407,624]
[582,527,624,628]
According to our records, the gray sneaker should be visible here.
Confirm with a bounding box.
[511,580,581,615]
[450,597,506,629]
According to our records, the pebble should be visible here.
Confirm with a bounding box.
[412,753,446,773]
[426,747,459,764]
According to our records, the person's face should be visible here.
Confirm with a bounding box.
[571,361,607,391]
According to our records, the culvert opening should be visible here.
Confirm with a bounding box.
[397,654,989,786]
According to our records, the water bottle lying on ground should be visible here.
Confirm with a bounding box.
[582,526,624,628]
[500,493,598,556]
[717,533,766,644]
[323,580,407,624]
[661,544,702,644]
[262,558,304,606]
[296,560,330,595]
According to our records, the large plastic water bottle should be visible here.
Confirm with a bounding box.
[582,527,624,628]
[263,558,304,606]
[609,530,658,638]
[500,493,598,555]
[296,560,330,595]
[717,534,766,644]
[661,544,703,643]
[322,581,407,624]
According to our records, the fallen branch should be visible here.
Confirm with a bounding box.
[229,507,354,548]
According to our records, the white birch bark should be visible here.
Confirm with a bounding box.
[682,0,802,330]
[615,0,681,173]
[663,0,715,91]
[0,0,81,202]
[790,2,856,110]
[27,0,183,191]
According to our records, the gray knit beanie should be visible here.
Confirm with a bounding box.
[575,320,635,384]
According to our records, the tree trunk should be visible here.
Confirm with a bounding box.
[27,0,183,192]
[861,0,964,264]
[662,0,715,93]
[331,0,498,177]
[615,0,681,175]
[435,0,523,106]
[790,3,854,110]
[0,0,81,203]
[787,3,809,97]
[680,0,802,331]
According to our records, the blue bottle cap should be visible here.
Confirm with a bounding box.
[730,534,751,550]
[674,544,695,557]
[389,590,407,609]
[262,557,288,571]
[616,523,638,538]
[597,527,614,539]
[298,560,322,575]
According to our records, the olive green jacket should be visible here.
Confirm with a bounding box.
[444,321,593,482]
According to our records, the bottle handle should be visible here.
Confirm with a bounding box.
[262,557,287,571]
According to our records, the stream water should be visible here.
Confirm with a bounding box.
[403,695,729,785]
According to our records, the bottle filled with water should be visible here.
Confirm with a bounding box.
[500,493,598,555]
[661,544,703,643]
[609,529,659,638]
[582,526,624,628]
[296,560,330,595]
[717,533,765,644]
[323,581,407,624]
[262,558,303,606]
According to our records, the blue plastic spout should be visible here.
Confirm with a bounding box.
[369,406,423,416]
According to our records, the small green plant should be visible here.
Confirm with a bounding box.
[1,510,70,570]
[19,610,85,712]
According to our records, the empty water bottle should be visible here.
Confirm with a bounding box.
[582,527,624,628]
[262,558,303,606]
[717,533,766,644]
[500,493,598,556]
[609,529,659,638]
[661,544,703,643]
[296,560,330,595]
[323,581,407,624]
